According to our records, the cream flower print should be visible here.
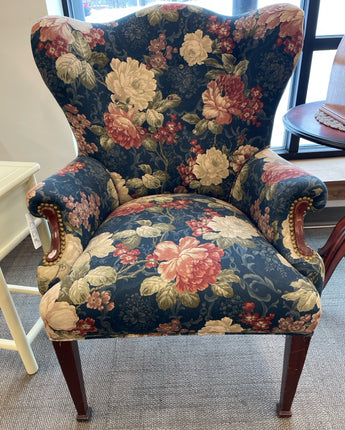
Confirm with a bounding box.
[105,58,157,110]
[109,172,133,204]
[198,317,244,334]
[193,147,229,186]
[207,215,261,239]
[40,283,79,333]
[84,232,116,259]
[282,279,321,312]
[180,29,212,66]
[37,234,83,294]
[69,279,90,304]
[36,17,92,45]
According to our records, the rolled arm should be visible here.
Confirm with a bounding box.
[230,148,328,291]
[27,155,119,293]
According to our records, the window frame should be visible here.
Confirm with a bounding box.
[278,0,345,160]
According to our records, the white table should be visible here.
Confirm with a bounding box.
[0,161,50,374]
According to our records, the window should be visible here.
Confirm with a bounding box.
[61,1,260,21]
[59,0,345,159]
[280,0,345,160]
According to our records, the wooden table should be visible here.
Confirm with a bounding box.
[283,102,345,287]
[0,161,50,374]
[283,100,345,149]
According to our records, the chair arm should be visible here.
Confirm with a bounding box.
[27,155,119,294]
[230,148,328,292]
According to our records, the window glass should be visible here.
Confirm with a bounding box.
[271,50,337,150]
[287,50,336,150]
[270,82,291,149]
[306,50,336,103]
[316,0,345,36]
[46,0,64,15]
[257,0,299,8]
[82,0,301,23]
[84,1,233,22]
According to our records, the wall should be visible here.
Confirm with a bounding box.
[0,0,76,181]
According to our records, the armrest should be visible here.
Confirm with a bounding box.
[27,155,119,293]
[230,148,328,292]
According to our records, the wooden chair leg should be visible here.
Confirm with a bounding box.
[277,335,311,418]
[318,216,345,288]
[52,340,92,422]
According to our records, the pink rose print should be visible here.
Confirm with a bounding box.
[262,162,309,185]
[207,17,234,54]
[174,186,188,194]
[36,17,76,44]
[204,208,221,217]
[239,303,275,332]
[113,243,140,264]
[202,77,240,125]
[250,199,274,242]
[58,161,85,176]
[38,35,69,58]
[149,34,166,52]
[148,33,176,68]
[190,138,204,155]
[156,318,192,335]
[221,37,235,54]
[112,201,155,217]
[242,302,256,312]
[64,104,98,154]
[63,192,101,231]
[186,217,213,236]
[257,4,303,39]
[159,197,194,210]
[82,28,105,49]
[104,105,147,150]
[177,157,197,186]
[152,115,182,145]
[150,52,166,68]
[161,4,185,11]
[100,291,115,311]
[36,17,104,58]
[86,291,115,311]
[277,35,303,56]
[230,144,259,173]
[232,4,303,57]
[145,254,158,269]
[187,208,221,236]
[153,236,224,294]
[273,311,321,334]
[70,317,98,336]
[202,75,263,125]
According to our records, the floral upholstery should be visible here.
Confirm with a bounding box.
[28,3,328,341]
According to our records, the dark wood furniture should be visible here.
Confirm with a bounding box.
[283,101,345,149]
[283,101,345,287]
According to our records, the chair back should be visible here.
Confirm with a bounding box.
[31,3,303,201]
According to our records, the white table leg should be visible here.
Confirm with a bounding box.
[0,268,39,374]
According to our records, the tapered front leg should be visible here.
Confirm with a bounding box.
[277,335,311,417]
[318,216,345,287]
[52,340,92,421]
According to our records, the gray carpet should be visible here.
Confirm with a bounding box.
[0,229,344,430]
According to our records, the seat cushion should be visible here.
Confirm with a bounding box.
[40,194,321,340]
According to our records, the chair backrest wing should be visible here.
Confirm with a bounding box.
[31,3,303,201]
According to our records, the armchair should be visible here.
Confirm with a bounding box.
[28,3,328,421]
